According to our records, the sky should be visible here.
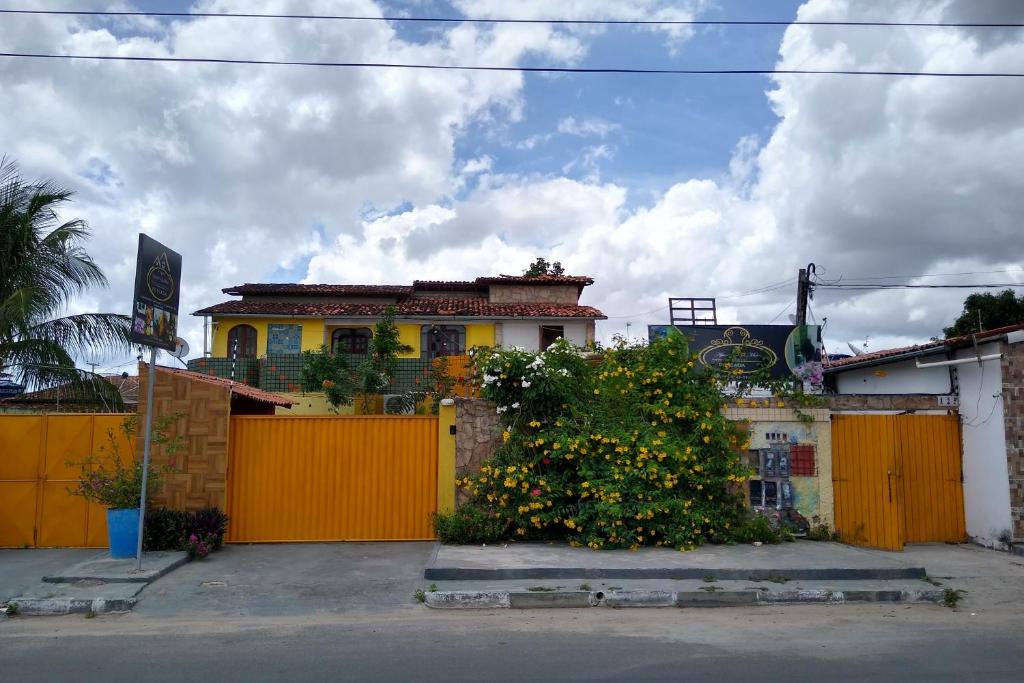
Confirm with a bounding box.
[2,0,1023,372]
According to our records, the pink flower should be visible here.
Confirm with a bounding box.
[530,488,541,497]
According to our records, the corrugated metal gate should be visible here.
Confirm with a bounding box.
[226,416,438,542]
[0,414,132,548]
[832,414,965,550]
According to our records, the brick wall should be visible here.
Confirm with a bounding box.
[137,364,230,511]
[488,284,579,305]
[1001,341,1024,541]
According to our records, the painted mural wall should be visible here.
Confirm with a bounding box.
[724,406,834,528]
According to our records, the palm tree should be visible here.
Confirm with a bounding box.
[0,158,132,409]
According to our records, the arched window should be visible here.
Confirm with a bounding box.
[227,324,258,358]
[332,327,372,354]
[421,325,465,359]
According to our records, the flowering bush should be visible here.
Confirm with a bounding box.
[458,334,753,550]
[68,414,184,509]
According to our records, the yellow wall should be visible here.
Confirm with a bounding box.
[397,323,421,358]
[212,317,325,357]
[466,323,495,349]
[274,392,354,416]
[212,318,495,359]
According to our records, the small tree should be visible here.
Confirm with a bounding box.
[356,306,412,412]
[300,345,356,411]
[944,289,1024,338]
[523,257,565,276]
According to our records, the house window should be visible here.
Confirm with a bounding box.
[422,325,465,359]
[332,327,372,355]
[227,324,258,358]
[539,325,564,350]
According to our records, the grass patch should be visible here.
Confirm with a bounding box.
[942,588,966,609]
[85,608,96,619]
[2,602,19,617]
[763,575,790,584]
[607,586,623,591]
[702,575,716,583]
[527,586,557,592]
[578,583,591,591]
[427,583,438,592]
[699,585,723,593]
[413,590,427,604]
[920,576,943,587]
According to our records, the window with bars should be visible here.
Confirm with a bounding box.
[332,327,372,355]
[421,325,465,359]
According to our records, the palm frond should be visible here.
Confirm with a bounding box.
[27,313,132,360]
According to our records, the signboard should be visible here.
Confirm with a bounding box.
[130,234,182,352]
[648,324,822,381]
[267,324,302,355]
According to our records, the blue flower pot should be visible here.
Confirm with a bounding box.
[107,508,140,559]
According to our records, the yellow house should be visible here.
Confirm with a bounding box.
[193,275,605,363]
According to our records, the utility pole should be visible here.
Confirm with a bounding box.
[86,361,98,375]
[795,262,816,326]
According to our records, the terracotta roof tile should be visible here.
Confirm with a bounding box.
[825,321,1024,370]
[223,283,413,296]
[153,365,295,406]
[193,298,605,319]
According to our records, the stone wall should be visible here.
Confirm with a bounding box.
[488,284,579,305]
[1001,341,1024,541]
[825,394,953,411]
[137,364,230,511]
[454,397,503,503]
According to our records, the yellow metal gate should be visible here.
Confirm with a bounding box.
[0,414,132,548]
[226,416,438,542]
[832,414,965,550]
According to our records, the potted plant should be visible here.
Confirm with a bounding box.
[68,416,182,558]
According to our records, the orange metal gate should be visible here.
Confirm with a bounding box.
[832,414,965,550]
[226,416,438,542]
[0,414,132,548]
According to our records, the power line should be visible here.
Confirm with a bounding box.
[816,283,1024,290]
[3,52,1021,77]
[813,267,1024,284]
[2,9,1022,28]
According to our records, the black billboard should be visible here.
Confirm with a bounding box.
[130,234,182,352]
[647,324,821,381]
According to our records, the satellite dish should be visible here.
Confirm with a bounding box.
[170,337,190,359]
[846,342,866,356]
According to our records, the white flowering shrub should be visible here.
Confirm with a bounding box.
[471,338,591,425]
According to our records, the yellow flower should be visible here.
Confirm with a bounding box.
[565,519,577,529]
[581,481,590,488]
[703,435,710,443]
[502,430,511,442]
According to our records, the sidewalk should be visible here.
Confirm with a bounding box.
[422,541,1024,610]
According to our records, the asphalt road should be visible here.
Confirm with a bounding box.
[4,605,1023,682]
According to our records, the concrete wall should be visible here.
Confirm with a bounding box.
[956,342,1013,547]
[498,321,589,351]
[488,284,578,305]
[833,358,952,395]
[724,406,833,527]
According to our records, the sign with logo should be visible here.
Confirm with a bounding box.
[648,324,822,381]
[130,234,182,351]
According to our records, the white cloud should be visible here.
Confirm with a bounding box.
[4,0,1023,365]
[556,116,621,137]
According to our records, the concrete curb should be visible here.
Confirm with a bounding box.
[423,567,927,582]
[7,597,137,615]
[43,552,190,584]
[424,588,945,610]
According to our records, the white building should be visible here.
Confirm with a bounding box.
[825,324,1024,550]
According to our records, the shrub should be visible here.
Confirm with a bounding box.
[142,507,229,557]
[726,512,784,544]
[433,504,509,545]
[457,334,754,550]
[67,414,184,509]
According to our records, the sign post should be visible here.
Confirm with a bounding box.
[129,234,182,570]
